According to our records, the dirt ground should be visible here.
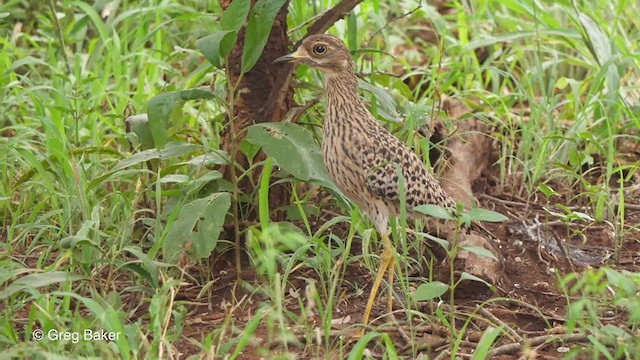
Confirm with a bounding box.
[171,157,640,359]
[166,96,640,358]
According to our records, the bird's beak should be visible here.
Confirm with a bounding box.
[272,49,305,64]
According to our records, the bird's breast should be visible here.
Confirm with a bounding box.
[322,120,368,205]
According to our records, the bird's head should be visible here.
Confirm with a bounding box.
[272,34,353,76]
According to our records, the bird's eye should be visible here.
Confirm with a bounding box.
[313,44,327,55]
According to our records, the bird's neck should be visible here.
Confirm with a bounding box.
[324,69,374,128]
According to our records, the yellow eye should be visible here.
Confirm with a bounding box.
[313,44,327,55]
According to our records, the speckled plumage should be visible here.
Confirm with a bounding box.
[274,34,457,331]
[306,35,457,233]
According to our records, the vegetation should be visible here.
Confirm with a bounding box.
[1,0,639,358]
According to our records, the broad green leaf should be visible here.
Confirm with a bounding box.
[577,11,611,64]
[221,0,251,32]
[4,56,51,75]
[414,204,454,220]
[159,174,190,184]
[59,235,97,249]
[603,268,637,296]
[240,138,261,160]
[414,281,448,301]
[196,31,238,69]
[0,272,84,300]
[179,152,229,166]
[424,232,450,249]
[246,123,327,182]
[163,193,231,262]
[461,245,498,261]
[241,0,288,73]
[123,246,159,289]
[112,142,200,171]
[126,114,155,149]
[537,183,558,197]
[472,325,504,360]
[459,272,495,290]
[600,324,630,338]
[466,208,508,222]
[188,171,223,195]
[358,79,400,122]
[147,87,214,148]
[60,218,98,249]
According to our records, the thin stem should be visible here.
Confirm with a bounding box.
[224,64,245,282]
[48,0,72,75]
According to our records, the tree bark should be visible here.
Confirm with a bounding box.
[220,0,295,218]
[218,0,366,220]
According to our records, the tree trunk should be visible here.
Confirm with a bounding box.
[220,0,296,219]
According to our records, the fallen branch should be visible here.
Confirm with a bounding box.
[296,0,364,48]
[487,333,589,357]
[477,305,523,342]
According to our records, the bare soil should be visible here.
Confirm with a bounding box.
[170,155,640,359]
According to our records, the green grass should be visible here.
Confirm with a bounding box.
[1,0,639,358]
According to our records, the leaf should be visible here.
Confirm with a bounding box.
[53,291,131,359]
[196,31,238,69]
[179,152,229,166]
[230,308,265,360]
[123,246,159,289]
[188,171,223,195]
[221,0,251,32]
[147,87,214,148]
[576,10,611,64]
[537,183,558,198]
[603,268,637,296]
[0,272,84,300]
[159,174,190,184]
[60,219,98,249]
[380,333,399,358]
[466,208,508,222]
[472,325,504,360]
[241,0,288,73]
[163,193,231,262]
[126,114,155,149]
[461,246,498,261]
[414,281,448,301]
[74,1,110,42]
[358,79,401,122]
[413,204,453,220]
[348,332,380,360]
[424,232,450,250]
[4,56,51,75]
[246,123,328,182]
[59,235,97,249]
[112,142,200,171]
[459,272,495,291]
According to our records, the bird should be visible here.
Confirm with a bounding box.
[273,34,460,331]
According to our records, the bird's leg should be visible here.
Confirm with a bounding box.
[361,231,396,327]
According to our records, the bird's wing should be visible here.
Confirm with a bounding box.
[364,157,401,201]
[363,136,456,210]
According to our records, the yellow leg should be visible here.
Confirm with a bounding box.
[361,232,396,327]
